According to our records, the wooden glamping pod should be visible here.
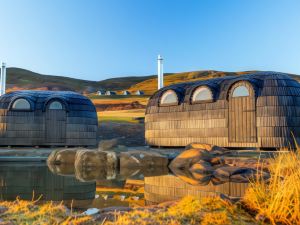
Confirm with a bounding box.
[145,72,300,149]
[0,91,98,146]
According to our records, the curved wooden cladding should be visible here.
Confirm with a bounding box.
[145,72,300,148]
[0,91,98,147]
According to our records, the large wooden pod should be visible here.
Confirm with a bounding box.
[0,91,98,146]
[145,72,300,148]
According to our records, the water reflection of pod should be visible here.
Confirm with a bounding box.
[0,163,96,206]
[144,174,249,205]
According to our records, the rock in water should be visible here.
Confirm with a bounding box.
[169,148,213,169]
[75,150,106,167]
[98,138,119,151]
[47,148,80,165]
[120,150,168,168]
[74,150,118,181]
[185,143,229,155]
[75,150,118,168]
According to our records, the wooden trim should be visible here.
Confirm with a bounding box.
[190,85,214,104]
[159,90,179,107]
[191,99,214,104]
[8,97,34,112]
[43,97,69,112]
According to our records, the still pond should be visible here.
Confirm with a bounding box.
[0,162,249,210]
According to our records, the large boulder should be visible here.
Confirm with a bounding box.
[47,148,81,165]
[120,150,168,168]
[169,148,213,169]
[75,150,118,169]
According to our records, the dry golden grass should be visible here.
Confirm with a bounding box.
[0,196,256,225]
[129,71,254,95]
[105,196,256,225]
[243,149,300,225]
[0,198,93,225]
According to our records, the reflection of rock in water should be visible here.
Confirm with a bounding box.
[144,175,248,205]
[75,165,109,182]
[120,166,169,180]
[47,163,75,177]
[0,163,96,208]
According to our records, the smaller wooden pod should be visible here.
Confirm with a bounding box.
[0,91,98,146]
[145,72,300,149]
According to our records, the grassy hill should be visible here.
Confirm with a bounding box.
[128,70,257,95]
[5,67,300,95]
[6,67,155,93]
[129,70,300,95]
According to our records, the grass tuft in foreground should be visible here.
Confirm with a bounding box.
[106,196,256,225]
[0,196,255,225]
[0,198,93,225]
[243,149,300,225]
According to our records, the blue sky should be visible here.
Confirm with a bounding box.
[0,0,299,80]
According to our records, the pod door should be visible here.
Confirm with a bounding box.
[228,82,257,143]
[45,101,67,145]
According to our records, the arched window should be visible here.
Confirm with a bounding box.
[160,90,178,106]
[49,101,63,110]
[232,86,249,97]
[12,98,31,110]
[192,86,213,102]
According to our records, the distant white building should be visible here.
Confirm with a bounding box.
[105,91,116,96]
[135,90,144,95]
[97,90,106,95]
[123,90,131,95]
